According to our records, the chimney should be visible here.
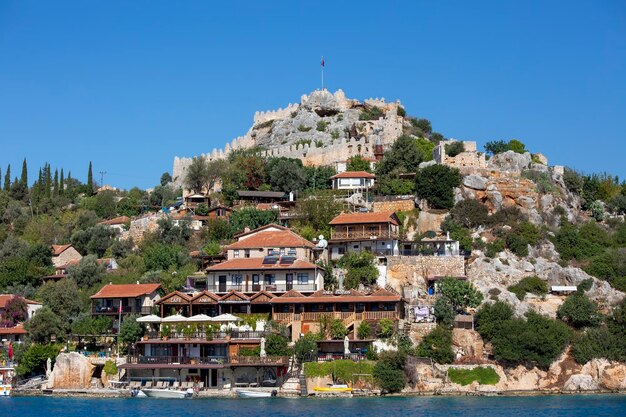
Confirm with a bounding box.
[374,137,384,161]
[244,226,250,233]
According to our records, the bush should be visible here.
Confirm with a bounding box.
[433,297,455,327]
[330,319,348,340]
[373,351,406,393]
[508,276,548,300]
[316,120,329,132]
[485,239,505,258]
[476,301,514,342]
[359,106,384,121]
[337,251,378,289]
[357,321,372,339]
[415,165,461,210]
[119,314,144,347]
[15,344,62,377]
[103,360,118,375]
[445,141,465,157]
[378,318,395,338]
[557,294,601,328]
[447,367,500,386]
[294,333,319,362]
[450,200,489,229]
[415,326,454,364]
[438,277,483,312]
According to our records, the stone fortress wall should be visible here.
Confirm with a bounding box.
[172,89,404,187]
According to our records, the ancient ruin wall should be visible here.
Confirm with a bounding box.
[386,255,466,292]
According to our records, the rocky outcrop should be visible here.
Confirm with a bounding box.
[463,175,488,191]
[452,329,484,360]
[48,352,94,389]
[488,151,532,172]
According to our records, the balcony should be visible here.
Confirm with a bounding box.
[92,305,153,315]
[143,330,267,340]
[273,310,396,323]
[330,230,398,241]
[126,355,289,366]
[203,283,317,294]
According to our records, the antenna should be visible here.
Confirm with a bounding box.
[99,171,107,187]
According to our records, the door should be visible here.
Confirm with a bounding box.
[286,273,293,291]
[210,369,218,388]
[252,274,260,292]
[218,275,227,292]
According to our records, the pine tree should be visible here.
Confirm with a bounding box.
[87,161,94,195]
[20,158,28,190]
[4,164,10,191]
[59,169,65,196]
[53,169,59,196]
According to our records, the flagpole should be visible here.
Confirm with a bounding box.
[117,301,122,356]
[321,56,324,90]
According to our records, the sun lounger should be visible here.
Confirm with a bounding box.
[172,381,179,389]
[143,381,153,388]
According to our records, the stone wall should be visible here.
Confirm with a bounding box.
[372,199,415,213]
[386,255,466,292]
[120,213,164,243]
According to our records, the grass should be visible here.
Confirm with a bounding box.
[447,367,500,386]
[508,276,548,300]
[303,360,375,384]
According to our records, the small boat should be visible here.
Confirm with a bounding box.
[237,389,278,398]
[313,384,351,393]
[141,388,193,399]
[0,365,15,397]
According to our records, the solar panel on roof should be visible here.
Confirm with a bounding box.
[262,256,278,265]
[280,256,296,265]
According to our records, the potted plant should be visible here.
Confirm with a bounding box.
[225,326,232,342]
[176,323,185,339]
[205,324,214,341]
[183,323,197,340]
[161,324,171,340]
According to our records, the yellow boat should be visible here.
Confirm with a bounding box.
[313,384,351,392]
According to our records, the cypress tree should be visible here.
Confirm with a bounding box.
[59,169,65,196]
[87,161,94,195]
[67,171,73,195]
[45,163,52,198]
[4,164,10,191]
[53,169,59,196]
[20,158,28,189]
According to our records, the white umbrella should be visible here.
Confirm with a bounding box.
[136,314,162,323]
[187,314,213,322]
[210,313,242,322]
[344,336,351,355]
[260,337,266,358]
[161,314,189,323]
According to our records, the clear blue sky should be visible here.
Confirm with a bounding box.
[1,1,625,190]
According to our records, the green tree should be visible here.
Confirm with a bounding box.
[416,137,435,162]
[202,218,233,242]
[376,135,425,178]
[337,251,379,289]
[268,158,307,192]
[59,168,64,196]
[484,140,509,156]
[415,325,454,364]
[450,199,489,228]
[438,277,483,312]
[4,164,10,191]
[357,321,372,339]
[265,333,291,356]
[373,351,406,393]
[142,243,188,272]
[557,293,601,328]
[160,172,172,186]
[293,191,342,238]
[445,141,465,157]
[67,254,106,288]
[508,276,548,300]
[415,164,461,210]
[37,278,84,325]
[433,296,455,327]
[20,158,28,190]
[16,344,61,377]
[87,161,94,195]
[229,207,278,234]
[25,306,66,342]
[346,155,371,172]
[475,301,514,342]
[184,156,210,193]
[71,314,113,335]
[119,314,144,348]
[294,333,319,362]
[377,318,395,338]
[329,319,348,339]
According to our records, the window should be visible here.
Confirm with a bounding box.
[264,274,275,285]
[233,250,240,258]
[297,273,309,285]
[288,247,297,255]
[338,247,346,255]
[279,247,285,255]
[353,245,359,250]
[233,275,243,285]
[244,249,250,258]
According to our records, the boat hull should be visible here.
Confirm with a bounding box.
[0,384,10,397]
[236,389,276,398]
[141,388,190,399]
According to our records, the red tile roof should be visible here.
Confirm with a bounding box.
[0,324,28,335]
[0,294,41,308]
[90,283,162,299]
[227,228,314,250]
[330,171,376,179]
[207,257,317,271]
[329,211,399,226]
[51,244,73,256]
[233,223,289,238]
[99,216,131,226]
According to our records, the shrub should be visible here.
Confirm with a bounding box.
[438,277,483,312]
[508,276,548,300]
[485,239,505,258]
[476,301,514,342]
[103,360,118,375]
[489,206,526,226]
[444,141,465,157]
[297,125,312,132]
[522,170,556,194]
[294,333,319,362]
[450,199,489,229]
[316,120,329,131]
[447,367,500,386]
[441,217,473,252]
[557,294,601,328]
[415,326,454,364]
[378,318,395,338]
[433,297,455,327]
[373,351,406,393]
[359,106,384,121]
[357,321,372,339]
[337,251,378,289]
[330,319,348,340]
[415,165,461,210]
[571,327,626,364]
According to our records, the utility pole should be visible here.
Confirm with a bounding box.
[99,171,107,188]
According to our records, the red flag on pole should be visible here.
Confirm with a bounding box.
[118,303,122,314]
[8,341,13,360]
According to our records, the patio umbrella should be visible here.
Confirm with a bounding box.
[161,314,189,323]
[187,314,213,322]
[136,314,162,323]
[210,313,242,322]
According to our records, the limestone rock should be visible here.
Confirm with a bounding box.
[49,352,94,389]
[600,364,626,390]
[463,174,488,190]
[452,329,484,359]
[488,151,532,172]
[563,374,599,391]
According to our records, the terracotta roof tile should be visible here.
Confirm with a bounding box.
[90,283,162,299]
[0,324,28,335]
[227,229,314,250]
[0,294,41,308]
[329,171,376,179]
[99,216,131,226]
[51,244,73,256]
[233,223,288,238]
[329,211,399,226]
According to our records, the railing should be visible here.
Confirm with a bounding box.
[272,313,293,323]
[330,230,398,240]
[278,311,387,322]
[126,355,289,366]
[144,330,266,340]
[92,305,153,315]
[204,283,317,293]
[302,352,367,363]
[362,311,396,320]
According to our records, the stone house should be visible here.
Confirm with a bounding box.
[328,211,400,261]
[51,244,83,268]
[98,216,130,234]
[90,283,162,317]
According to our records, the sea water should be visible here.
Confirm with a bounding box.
[2,395,626,416]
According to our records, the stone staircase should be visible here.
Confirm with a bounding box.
[299,373,308,396]
[280,376,301,397]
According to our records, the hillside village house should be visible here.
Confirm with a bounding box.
[98,216,130,233]
[90,283,162,317]
[51,244,82,268]
[188,224,323,294]
[0,295,42,343]
[328,211,400,261]
[330,171,376,191]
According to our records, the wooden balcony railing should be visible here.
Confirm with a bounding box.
[92,305,153,315]
[362,311,396,320]
[144,330,266,340]
[275,311,395,323]
[126,355,289,366]
[331,230,398,240]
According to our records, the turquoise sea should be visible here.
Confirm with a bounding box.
[2,395,626,416]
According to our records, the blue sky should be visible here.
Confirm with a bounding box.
[0,1,625,190]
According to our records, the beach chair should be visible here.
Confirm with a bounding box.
[197,382,205,391]
[144,381,153,388]
[172,381,180,389]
